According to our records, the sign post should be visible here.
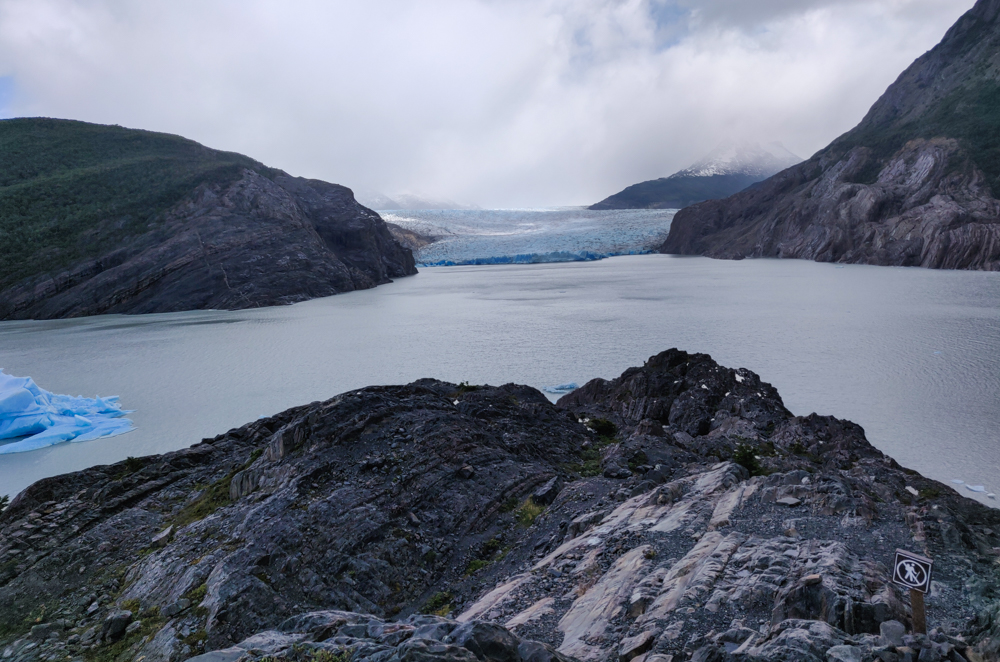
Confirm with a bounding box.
[892,549,933,635]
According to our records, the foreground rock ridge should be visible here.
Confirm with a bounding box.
[661,0,1000,270]
[0,119,416,320]
[2,349,1000,662]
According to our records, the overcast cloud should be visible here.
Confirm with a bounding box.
[0,0,975,206]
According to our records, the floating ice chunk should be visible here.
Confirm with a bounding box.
[0,370,133,455]
[543,383,579,395]
[989,494,997,499]
[966,485,986,493]
[951,479,965,484]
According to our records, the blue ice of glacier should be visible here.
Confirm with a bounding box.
[0,371,134,454]
[381,207,676,267]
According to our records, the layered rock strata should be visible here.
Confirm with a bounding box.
[0,171,416,319]
[0,350,998,662]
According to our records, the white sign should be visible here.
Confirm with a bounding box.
[892,549,933,593]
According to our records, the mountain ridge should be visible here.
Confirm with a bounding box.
[590,141,801,211]
[660,0,1000,270]
[0,118,416,319]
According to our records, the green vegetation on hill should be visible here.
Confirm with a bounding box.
[835,81,1000,193]
[0,118,276,289]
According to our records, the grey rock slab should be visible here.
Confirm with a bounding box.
[558,545,653,660]
[917,648,942,662]
[446,621,522,662]
[532,477,562,506]
[618,631,656,662]
[182,647,246,662]
[397,638,481,662]
[518,641,573,662]
[151,525,173,548]
[99,610,132,644]
[881,621,906,647]
[412,623,458,643]
[27,626,56,642]
[827,645,863,662]
[234,630,306,654]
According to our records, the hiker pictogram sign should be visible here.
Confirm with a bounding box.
[893,549,933,593]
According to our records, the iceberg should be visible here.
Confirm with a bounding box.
[0,371,134,454]
[543,382,579,395]
[966,485,987,493]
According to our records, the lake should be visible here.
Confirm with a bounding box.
[1,254,998,506]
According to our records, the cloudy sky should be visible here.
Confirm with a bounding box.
[0,0,976,206]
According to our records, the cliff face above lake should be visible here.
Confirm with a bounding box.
[660,0,1000,270]
[0,119,416,320]
[2,350,1000,662]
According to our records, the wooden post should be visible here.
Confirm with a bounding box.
[911,588,927,634]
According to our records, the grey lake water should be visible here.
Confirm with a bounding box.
[1,254,999,506]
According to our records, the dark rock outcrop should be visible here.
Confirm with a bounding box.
[660,0,1000,270]
[0,119,416,319]
[1,350,999,662]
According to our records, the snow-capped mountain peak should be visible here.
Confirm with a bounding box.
[671,140,801,179]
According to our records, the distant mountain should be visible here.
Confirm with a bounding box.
[589,141,801,210]
[354,190,403,210]
[355,190,478,211]
[0,118,416,320]
[661,0,1000,270]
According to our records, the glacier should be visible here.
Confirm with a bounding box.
[0,371,134,454]
[382,207,675,267]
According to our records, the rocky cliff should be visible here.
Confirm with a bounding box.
[2,350,999,662]
[660,0,1000,270]
[0,119,416,320]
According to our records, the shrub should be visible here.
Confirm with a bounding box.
[420,592,452,616]
[919,486,941,500]
[733,443,763,476]
[586,418,617,439]
[173,475,235,528]
[465,559,490,575]
[464,536,506,576]
[516,498,544,527]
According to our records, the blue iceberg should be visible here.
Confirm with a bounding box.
[543,382,579,395]
[0,371,134,454]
